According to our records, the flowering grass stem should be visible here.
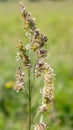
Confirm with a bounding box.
[15,2,55,130]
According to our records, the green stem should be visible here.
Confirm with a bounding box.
[28,67,31,130]
[31,64,36,93]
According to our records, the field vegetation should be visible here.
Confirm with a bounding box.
[0,0,73,130]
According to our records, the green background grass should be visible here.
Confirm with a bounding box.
[0,0,73,130]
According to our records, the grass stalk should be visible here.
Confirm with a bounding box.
[28,67,31,130]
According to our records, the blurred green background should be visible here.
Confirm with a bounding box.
[0,0,73,130]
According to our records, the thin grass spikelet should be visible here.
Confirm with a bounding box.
[14,66,25,93]
[39,63,55,114]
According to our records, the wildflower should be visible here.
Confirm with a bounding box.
[5,81,14,89]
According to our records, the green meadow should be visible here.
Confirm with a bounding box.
[0,0,73,130]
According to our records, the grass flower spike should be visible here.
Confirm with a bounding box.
[15,1,55,130]
[14,66,25,93]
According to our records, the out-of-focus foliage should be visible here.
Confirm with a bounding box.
[0,0,41,1]
[0,0,73,130]
[29,0,41,1]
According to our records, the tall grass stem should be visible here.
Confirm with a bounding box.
[28,67,31,130]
